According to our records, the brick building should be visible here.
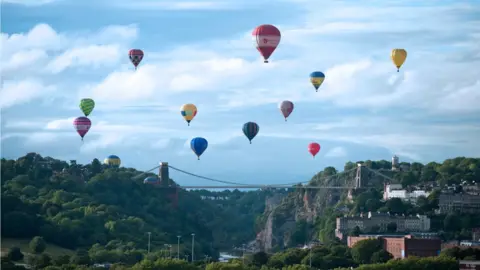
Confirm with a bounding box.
[347,235,441,259]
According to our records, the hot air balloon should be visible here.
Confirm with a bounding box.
[243,122,259,144]
[190,137,208,160]
[310,71,325,92]
[104,155,121,167]
[308,142,321,158]
[79,98,95,117]
[73,116,91,141]
[279,101,294,121]
[252,24,281,63]
[129,49,144,70]
[391,49,407,72]
[180,104,197,126]
[144,176,159,185]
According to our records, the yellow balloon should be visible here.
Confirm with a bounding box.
[180,104,197,126]
[391,49,407,72]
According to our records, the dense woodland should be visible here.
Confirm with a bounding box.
[1,153,267,259]
[1,153,480,269]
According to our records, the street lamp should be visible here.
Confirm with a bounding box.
[242,244,246,264]
[191,233,195,262]
[147,232,152,253]
[177,235,181,259]
[309,245,312,268]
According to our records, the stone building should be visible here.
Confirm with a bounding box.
[438,193,480,214]
[335,211,430,239]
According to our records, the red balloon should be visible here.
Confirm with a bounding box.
[73,116,91,141]
[129,49,144,70]
[308,142,321,158]
[252,24,281,63]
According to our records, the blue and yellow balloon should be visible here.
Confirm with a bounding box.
[310,71,325,92]
[104,155,121,167]
[190,137,208,160]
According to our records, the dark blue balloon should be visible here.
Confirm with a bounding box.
[190,137,208,160]
[144,176,159,184]
[242,122,259,144]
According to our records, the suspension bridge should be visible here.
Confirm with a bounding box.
[133,162,394,190]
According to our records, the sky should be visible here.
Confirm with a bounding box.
[1,0,479,186]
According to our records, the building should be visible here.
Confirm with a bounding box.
[473,228,480,241]
[335,211,430,239]
[383,183,430,203]
[200,195,229,200]
[347,235,441,259]
[459,260,480,270]
[392,156,399,171]
[438,193,480,213]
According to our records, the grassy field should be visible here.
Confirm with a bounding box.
[1,238,74,257]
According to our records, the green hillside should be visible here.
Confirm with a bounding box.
[0,153,267,259]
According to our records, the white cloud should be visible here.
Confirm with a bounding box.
[2,0,479,169]
[325,147,347,158]
[0,80,56,109]
[45,117,76,130]
[47,45,123,74]
[1,23,138,76]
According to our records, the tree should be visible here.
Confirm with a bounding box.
[251,251,269,267]
[7,247,24,261]
[70,249,91,265]
[444,213,461,231]
[351,239,383,264]
[371,250,393,263]
[401,172,417,187]
[29,236,47,254]
[25,254,52,269]
[90,159,102,176]
[385,198,405,214]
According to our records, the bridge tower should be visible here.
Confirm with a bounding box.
[158,162,178,208]
[354,163,362,189]
[159,162,170,186]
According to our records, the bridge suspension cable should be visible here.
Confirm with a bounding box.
[131,162,393,189]
[168,165,251,186]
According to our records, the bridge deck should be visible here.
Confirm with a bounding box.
[159,185,356,189]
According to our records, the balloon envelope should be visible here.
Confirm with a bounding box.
[190,137,208,160]
[144,176,159,184]
[252,24,281,63]
[279,101,294,121]
[73,117,91,139]
[391,49,407,72]
[129,49,144,69]
[180,104,198,125]
[243,122,259,143]
[308,143,321,157]
[104,155,121,167]
[310,71,325,91]
[79,98,95,117]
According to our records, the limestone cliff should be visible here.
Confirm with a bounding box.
[255,165,365,251]
[254,162,400,251]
